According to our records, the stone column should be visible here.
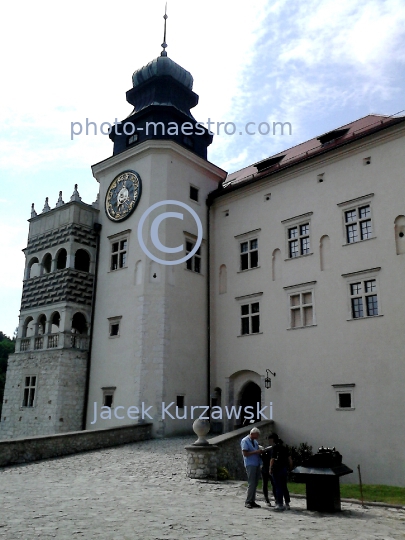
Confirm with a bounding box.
[185,445,219,479]
[185,418,219,480]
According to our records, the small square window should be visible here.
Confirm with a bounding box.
[104,394,113,407]
[338,393,352,408]
[176,395,185,408]
[190,186,199,202]
[110,324,119,336]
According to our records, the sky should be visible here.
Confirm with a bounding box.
[1,0,405,337]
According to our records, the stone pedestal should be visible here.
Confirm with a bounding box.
[185,444,219,479]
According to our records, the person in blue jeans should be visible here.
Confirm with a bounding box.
[268,433,293,511]
[241,427,263,508]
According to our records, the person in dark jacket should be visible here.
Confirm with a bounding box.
[268,432,293,511]
[261,436,276,506]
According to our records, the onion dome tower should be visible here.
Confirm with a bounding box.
[109,8,213,159]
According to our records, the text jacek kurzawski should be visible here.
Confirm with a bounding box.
[90,402,273,423]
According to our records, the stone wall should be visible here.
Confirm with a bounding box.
[0,350,88,439]
[0,423,152,467]
[208,420,275,480]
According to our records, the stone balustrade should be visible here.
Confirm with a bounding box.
[17,333,90,353]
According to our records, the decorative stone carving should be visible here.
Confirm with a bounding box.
[55,191,65,207]
[70,184,82,202]
[42,197,51,213]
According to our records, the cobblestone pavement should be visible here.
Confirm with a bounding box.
[1,437,405,540]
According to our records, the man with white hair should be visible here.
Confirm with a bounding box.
[241,427,263,508]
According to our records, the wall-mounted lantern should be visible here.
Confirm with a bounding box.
[264,369,276,389]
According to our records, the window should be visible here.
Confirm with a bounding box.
[104,394,113,407]
[282,212,313,259]
[127,133,138,146]
[332,384,355,410]
[110,323,119,336]
[108,316,122,338]
[345,205,372,243]
[241,302,260,335]
[189,185,199,202]
[176,395,185,409]
[343,268,381,320]
[350,279,378,318]
[102,386,116,408]
[288,223,310,258]
[284,281,316,329]
[185,240,201,273]
[338,194,374,245]
[22,376,37,407]
[290,291,314,327]
[111,239,127,270]
[240,239,258,270]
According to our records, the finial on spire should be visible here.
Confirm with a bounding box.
[56,190,65,207]
[161,3,168,57]
[42,197,51,213]
[31,203,37,218]
[70,184,82,203]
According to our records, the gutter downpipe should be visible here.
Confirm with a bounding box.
[206,199,211,411]
[82,222,102,430]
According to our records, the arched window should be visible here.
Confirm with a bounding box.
[71,312,88,335]
[394,216,405,255]
[42,253,52,274]
[56,248,67,270]
[74,249,90,272]
[22,316,34,338]
[37,314,46,335]
[51,312,60,333]
[27,257,40,279]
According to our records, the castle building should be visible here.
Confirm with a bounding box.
[1,41,405,486]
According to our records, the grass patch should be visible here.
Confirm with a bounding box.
[255,481,405,505]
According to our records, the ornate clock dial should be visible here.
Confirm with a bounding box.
[105,170,142,222]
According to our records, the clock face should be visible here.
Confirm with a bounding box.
[105,170,142,222]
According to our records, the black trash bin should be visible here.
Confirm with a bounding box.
[292,447,353,512]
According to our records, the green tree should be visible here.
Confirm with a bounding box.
[0,331,15,417]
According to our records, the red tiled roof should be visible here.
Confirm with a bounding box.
[223,114,405,189]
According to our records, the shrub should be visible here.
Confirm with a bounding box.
[286,442,313,482]
[217,466,231,481]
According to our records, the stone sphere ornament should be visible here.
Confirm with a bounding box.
[192,418,210,446]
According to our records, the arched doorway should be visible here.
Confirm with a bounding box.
[239,381,262,427]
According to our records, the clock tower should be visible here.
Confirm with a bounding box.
[85,36,226,435]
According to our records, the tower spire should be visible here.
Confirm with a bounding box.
[161,3,168,57]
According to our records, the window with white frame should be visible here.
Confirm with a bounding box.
[22,375,37,407]
[332,384,355,410]
[282,213,313,259]
[240,239,259,270]
[288,223,310,258]
[111,239,127,271]
[240,302,260,335]
[338,194,374,245]
[185,239,201,273]
[290,291,314,327]
[344,205,372,243]
[342,268,381,320]
[284,281,316,329]
[350,279,378,318]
